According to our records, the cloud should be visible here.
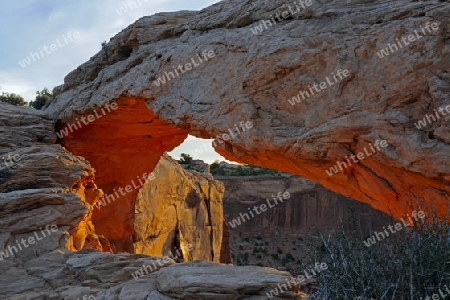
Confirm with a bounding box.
[0,0,221,100]
[0,0,228,164]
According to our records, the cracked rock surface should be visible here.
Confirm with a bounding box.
[0,103,300,299]
[45,0,450,219]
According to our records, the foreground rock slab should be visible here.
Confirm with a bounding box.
[1,250,300,299]
[157,261,300,299]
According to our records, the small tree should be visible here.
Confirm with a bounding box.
[0,92,27,106]
[179,153,192,164]
[29,88,52,110]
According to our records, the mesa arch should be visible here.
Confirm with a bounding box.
[46,0,450,252]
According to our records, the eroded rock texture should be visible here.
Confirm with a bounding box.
[0,102,299,298]
[1,249,300,299]
[0,102,108,256]
[45,0,450,220]
[134,153,230,263]
[58,97,188,253]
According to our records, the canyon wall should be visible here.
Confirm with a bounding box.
[221,175,394,236]
[134,153,230,263]
[45,0,450,226]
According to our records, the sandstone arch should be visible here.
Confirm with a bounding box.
[46,0,450,252]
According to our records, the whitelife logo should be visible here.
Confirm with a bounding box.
[250,0,313,35]
[19,31,80,68]
[363,211,426,247]
[131,244,194,280]
[414,103,450,129]
[152,50,216,87]
[190,121,254,157]
[423,283,450,300]
[0,225,58,261]
[228,192,290,228]
[376,22,439,58]
[288,69,351,106]
[0,152,21,171]
[116,0,148,16]
[325,140,388,177]
[56,102,118,139]
[95,171,156,209]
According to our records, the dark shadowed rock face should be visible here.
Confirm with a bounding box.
[221,175,394,235]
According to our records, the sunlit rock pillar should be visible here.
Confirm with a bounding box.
[134,153,230,263]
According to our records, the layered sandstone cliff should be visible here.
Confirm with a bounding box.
[134,153,230,263]
[221,175,394,235]
[0,102,108,255]
[44,0,450,224]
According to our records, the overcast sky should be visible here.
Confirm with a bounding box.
[0,0,227,163]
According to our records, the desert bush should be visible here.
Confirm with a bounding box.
[304,208,450,300]
[0,92,27,106]
[29,88,52,110]
[178,153,192,164]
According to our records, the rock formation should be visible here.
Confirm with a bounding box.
[0,102,108,255]
[0,102,299,298]
[221,175,394,235]
[134,153,230,263]
[44,0,450,224]
[2,0,450,298]
[1,248,300,299]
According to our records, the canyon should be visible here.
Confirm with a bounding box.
[221,175,393,236]
[0,0,449,298]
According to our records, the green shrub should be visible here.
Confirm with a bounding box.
[178,153,192,164]
[29,88,52,110]
[0,92,27,106]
